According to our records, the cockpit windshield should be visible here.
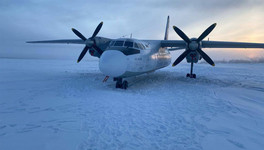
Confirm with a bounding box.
[109,39,147,50]
[124,41,133,48]
[114,41,124,46]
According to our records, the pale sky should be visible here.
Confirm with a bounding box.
[1,0,264,60]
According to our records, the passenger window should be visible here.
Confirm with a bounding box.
[114,41,124,46]
[124,41,133,48]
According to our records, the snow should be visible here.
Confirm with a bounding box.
[0,58,264,150]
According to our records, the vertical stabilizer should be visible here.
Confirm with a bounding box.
[164,16,170,40]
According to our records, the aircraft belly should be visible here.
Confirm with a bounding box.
[125,55,153,72]
[120,53,171,78]
[156,55,171,69]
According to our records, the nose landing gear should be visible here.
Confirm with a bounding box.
[186,73,196,78]
[114,78,128,89]
[187,61,196,78]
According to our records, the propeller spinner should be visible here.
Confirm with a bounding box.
[172,23,216,67]
[72,22,104,63]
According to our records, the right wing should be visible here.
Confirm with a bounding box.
[160,40,264,49]
[202,41,264,49]
[26,39,84,44]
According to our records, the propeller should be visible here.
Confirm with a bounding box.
[172,23,216,66]
[72,22,104,63]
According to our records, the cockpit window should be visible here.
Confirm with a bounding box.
[138,43,145,50]
[134,43,139,49]
[134,42,146,50]
[109,41,115,46]
[114,41,124,46]
[141,43,146,49]
[109,40,146,50]
[124,41,133,48]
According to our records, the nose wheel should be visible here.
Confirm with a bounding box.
[186,73,196,78]
[114,78,128,89]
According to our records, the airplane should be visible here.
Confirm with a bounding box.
[27,16,264,89]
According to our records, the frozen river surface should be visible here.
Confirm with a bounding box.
[0,58,264,150]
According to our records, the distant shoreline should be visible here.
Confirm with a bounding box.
[199,59,264,64]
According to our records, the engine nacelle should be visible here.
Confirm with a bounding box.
[90,37,112,58]
[94,37,111,50]
[89,49,100,58]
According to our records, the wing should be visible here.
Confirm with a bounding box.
[161,40,264,50]
[26,39,84,44]
[167,47,185,51]
[202,41,264,49]
[161,40,186,48]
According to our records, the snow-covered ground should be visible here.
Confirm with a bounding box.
[0,58,264,150]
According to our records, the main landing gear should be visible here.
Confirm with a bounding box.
[114,78,128,89]
[186,61,196,78]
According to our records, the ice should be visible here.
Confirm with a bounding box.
[0,58,264,150]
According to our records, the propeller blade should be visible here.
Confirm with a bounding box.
[172,50,190,66]
[72,28,87,41]
[197,23,217,42]
[77,46,89,63]
[173,26,191,43]
[91,22,103,39]
[196,48,215,66]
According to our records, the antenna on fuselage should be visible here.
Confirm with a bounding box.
[120,33,132,38]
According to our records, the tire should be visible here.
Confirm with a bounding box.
[193,74,196,78]
[186,73,190,77]
[122,81,128,89]
[116,82,120,88]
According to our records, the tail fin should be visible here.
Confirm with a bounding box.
[164,16,170,40]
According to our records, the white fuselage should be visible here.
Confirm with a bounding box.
[99,40,171,78]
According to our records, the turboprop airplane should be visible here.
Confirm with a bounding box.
[27,16,264,89]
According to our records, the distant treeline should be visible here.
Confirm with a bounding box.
[200,58,264,64]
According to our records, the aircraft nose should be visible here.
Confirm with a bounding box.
[99,50,127,77]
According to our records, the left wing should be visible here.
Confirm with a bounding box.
[27,39,84,44]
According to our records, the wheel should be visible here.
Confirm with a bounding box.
[186,73,190,77]
[122,81,128,89]
[116,82,121,88]
[193,74,196,78]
